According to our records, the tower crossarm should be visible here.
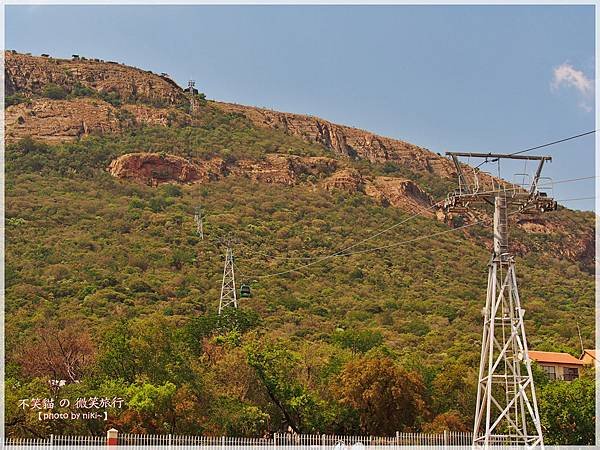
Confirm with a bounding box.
[446,152,552,162]
[444,152,556,214]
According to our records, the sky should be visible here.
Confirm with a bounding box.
[5,5,596,211]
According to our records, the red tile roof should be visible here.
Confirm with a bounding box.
[529,350,584,366]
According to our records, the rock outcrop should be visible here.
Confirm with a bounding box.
[5,52,186,105]
[366,177,435,216]
[6,98,120,143]
[516,215,595,268]
[108,152,227,185]
[5,98,190,143]
[320,170,434,215]
[232,155,339,185]
[212,101,457,179]
[108,153,339,187]
[321,168,366,193]
[108,152,437,216]
[5,52,593,270]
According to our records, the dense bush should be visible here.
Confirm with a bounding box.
[5,93,28,107]
[4,101,595,439]
[43,83,68,100]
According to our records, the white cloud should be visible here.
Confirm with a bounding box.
[551,63,594,112]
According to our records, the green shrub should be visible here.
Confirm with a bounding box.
[70,83,96,98]
[99,90,122,106]
[43,83,68,100]
[5,93,27,107]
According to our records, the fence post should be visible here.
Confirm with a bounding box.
[49,434,54,450]
[168,434,172,450]
[221,435,225,450]
[107,428,118,447]
[395,431,399,448]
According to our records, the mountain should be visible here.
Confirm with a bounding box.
[4,51,595,439]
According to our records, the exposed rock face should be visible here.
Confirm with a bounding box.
[517,216,566,234]
[516,215,595,268]
[322,168,366,193]
[121,104,190,128]
[212,101,457,179]
[108,153,217,185]
[366,177,435,216]
[5,52,593,270]
[320,170,434,215]
[6,98,120,143]
[108,153,338,187]
[232,155,338,185]
[108,152,436,216]
[5,98,190,143]
[5,52,186,105]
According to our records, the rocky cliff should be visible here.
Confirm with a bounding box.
[5,52,186,104]
[3,52,498,189]
[5,51,594,271]
[212,101,457,179]
[108,152,435,216]
[5,98,190,143]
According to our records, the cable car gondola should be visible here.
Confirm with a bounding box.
[240,284,252,298]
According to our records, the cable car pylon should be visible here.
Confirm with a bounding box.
[218,239,238,314]
[444,152,557,449]
[194,206,204,240]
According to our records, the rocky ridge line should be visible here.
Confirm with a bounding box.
[108,152,436,217]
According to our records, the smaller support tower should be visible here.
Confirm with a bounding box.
[194,206,204,240]
[218,241,238,314]
[187,80,198,114]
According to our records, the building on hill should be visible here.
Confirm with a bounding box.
[528,350,584,381]
[580,349,597,366]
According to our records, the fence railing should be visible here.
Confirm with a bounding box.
[5,431,474,448]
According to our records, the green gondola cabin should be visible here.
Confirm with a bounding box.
[240,284,252,298]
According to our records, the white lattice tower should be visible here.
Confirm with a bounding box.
[218,244,238,314]
[444,152,556,449]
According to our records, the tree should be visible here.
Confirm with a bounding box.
[209,398,270,437]
[331,328,383,354]
[245,341,324,433]
[4,377,53,437]
[185,308,260,354]
[422,411,469,433]
[97,316,196,387]
[18,324,95,383]
[336,357,428,434]
[96,321,138,383]
[538,374,595,445]
[430,364,476,420]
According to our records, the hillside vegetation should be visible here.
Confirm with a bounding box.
[4,52,595,443]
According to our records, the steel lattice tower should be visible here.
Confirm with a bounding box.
[444,152,557,449]
[218,243,238,314]
[188,80,198,113]
[194,206,204,240]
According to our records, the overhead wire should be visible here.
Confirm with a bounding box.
[242,199,448,279]
[246,176,596,279]
[199,130,596,281]
[209,174,597,279]
[505,130,596,157]
[472,130,595,169]
[556,196,596,203]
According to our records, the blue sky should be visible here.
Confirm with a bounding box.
[6,5,596,211]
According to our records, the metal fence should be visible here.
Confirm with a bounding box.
[5,431,474,448]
